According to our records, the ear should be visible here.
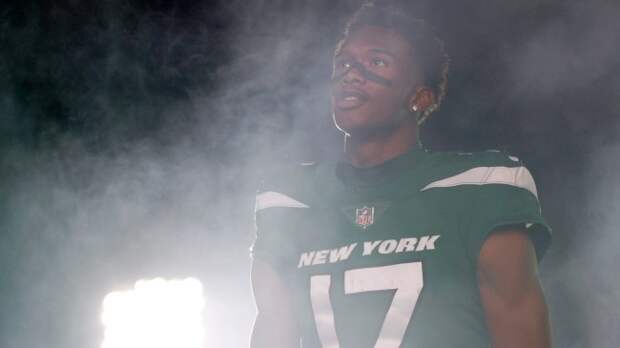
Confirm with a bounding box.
[407,86,436,113]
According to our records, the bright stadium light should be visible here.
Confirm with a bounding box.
[101,277,206,348]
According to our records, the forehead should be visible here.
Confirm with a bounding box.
[339,25,413,59]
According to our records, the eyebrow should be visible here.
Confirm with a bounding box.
[368,48,396,59]
[334,47,396,59]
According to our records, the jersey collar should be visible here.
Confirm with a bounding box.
[336,144,430,188]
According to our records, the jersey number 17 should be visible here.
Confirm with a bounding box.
[310,262,424,348]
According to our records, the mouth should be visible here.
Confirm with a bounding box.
[333,89,369,110]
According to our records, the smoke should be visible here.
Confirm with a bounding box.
[499,1,620,347]
[503,0,620,148]
[1,0,619,347]
[0,1,352,347]
[580,145,620,347]
[483,1,620,347]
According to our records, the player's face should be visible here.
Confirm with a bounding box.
[331,25,418,135]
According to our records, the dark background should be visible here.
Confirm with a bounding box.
[1,0,619,347]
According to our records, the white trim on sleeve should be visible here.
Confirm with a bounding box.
[255,191,310,212]
[420,166,538,199]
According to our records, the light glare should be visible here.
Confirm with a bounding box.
[101,277,205,348]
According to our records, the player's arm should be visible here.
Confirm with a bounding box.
[250,258,300,348]
[477,228,551,348]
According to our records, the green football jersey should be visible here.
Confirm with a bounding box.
[253,146,551,348]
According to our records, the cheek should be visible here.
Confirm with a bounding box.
[371,89,407,116]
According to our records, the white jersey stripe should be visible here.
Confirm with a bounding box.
[420,166,538,199]
[255,191,310,212]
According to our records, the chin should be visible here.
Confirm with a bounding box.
[332,111,366,135]
[333,109,394,135]
[333,119,381,138]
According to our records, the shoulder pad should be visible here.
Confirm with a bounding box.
[256,160,320,210]
[446,149,524,168]
[421,150,537,198]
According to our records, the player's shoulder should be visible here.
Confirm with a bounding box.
[430,149,524,170]
[421,149,538,197]
[258,161,318,192]
[255,161,322,212]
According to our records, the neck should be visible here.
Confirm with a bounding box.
[344,119,418,168]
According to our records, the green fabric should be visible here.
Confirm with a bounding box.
[253,148,551,348]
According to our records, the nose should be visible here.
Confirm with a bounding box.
[332,62,366,84]
[341,62,366,85]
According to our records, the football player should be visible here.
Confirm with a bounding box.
[251,3,551,347]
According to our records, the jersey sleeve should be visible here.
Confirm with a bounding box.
[464,164,552,263]
[251,166,314,270]
[252,191,303,268]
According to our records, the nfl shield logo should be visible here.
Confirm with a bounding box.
[355,206,375,229]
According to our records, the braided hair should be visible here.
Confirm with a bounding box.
[335,2,450,125]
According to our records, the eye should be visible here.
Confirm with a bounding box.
[371,57,388,67]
